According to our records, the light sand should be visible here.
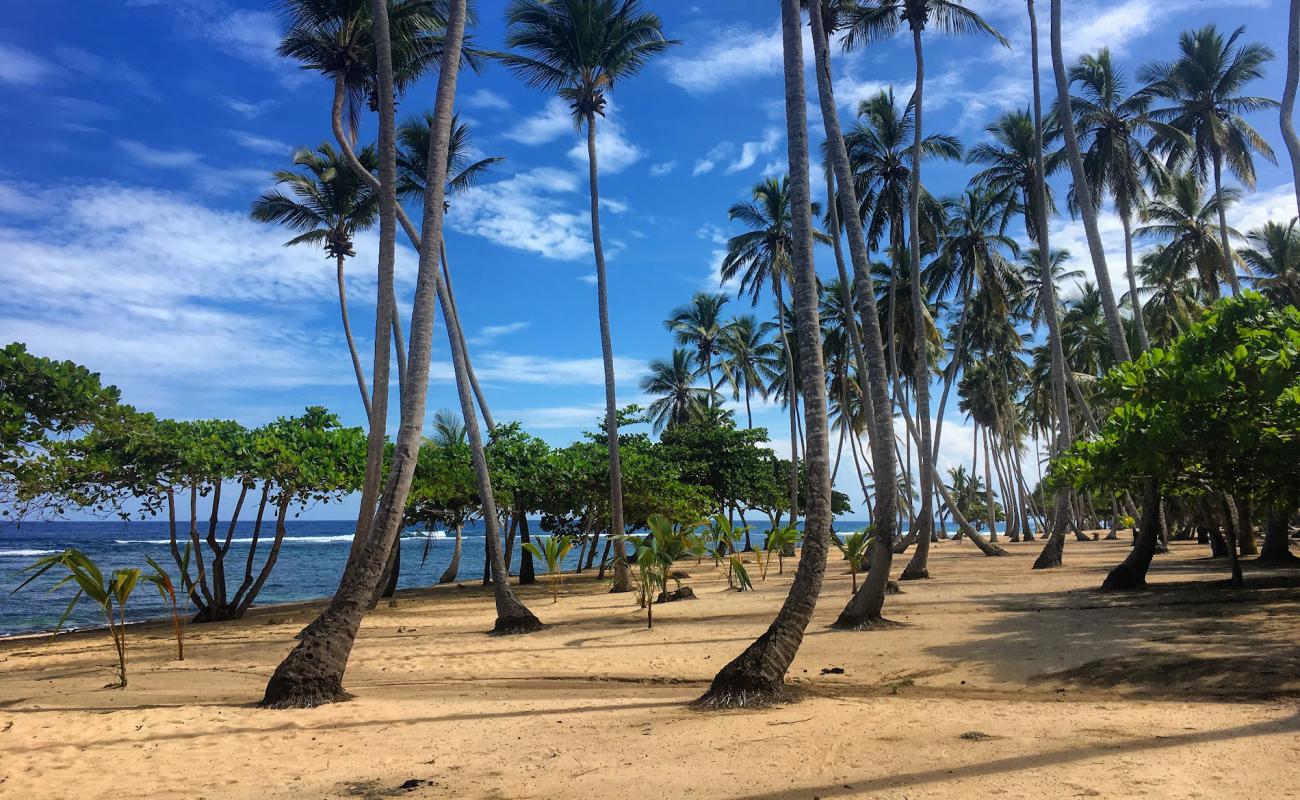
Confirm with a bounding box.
[2,538,1298,799]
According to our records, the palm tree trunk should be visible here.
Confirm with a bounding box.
[1120,203,1151,351]
[1050,0,1130,363]
[336,252,373,418]
[774,284,801,529]
[982,428,998,540]
[744,383,754,428]
[584,113,631,594]
[1102,480,1163,589]
[261,0,475,708]
[803,1,901,621]
[1211,147,1243,296]
[903,24,937,572]
[698,0,834,707]
[1031,0,1080,569]
[439,526,462,584]
[1284,0,1300,217]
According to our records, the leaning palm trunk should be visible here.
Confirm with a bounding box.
[1284,0,1300,216]
[584,113,631,594]
[335,252,372,418]
[439,525,463,584]
[1031,0,1081,569]
[261,0,473,708]
[804,0,902,623]
[1050,0,1130,362]
[440,240,494,430]
[775,284,801,528]
[697,0,834,708]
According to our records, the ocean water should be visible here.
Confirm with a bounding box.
[0,518,975,636]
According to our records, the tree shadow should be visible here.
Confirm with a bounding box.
[925,557,1300,697]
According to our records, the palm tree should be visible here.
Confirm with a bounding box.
[1018,248,1082,329]
[698,0,833,708]
[641,349,715,433]
[968,108,1063,240]
[666,293,729,403]
[250,142,379,418]
[1136,246,1202,345]
[1136,171,1242,301]
[1140,24,1278,297]
[1048,0,1130,363]
[716,315,779,428]
[1068,48,1171,352]
[1242,219,1300,308]
[426,409,468,584]
[397,111,504,428]
[501,0,675,593]
[842,0,1005,584]
[262,0,489,709]
[721,176,823,527]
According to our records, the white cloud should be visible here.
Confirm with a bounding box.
[126,0,300,84]
[433,353,646,387]
[117,139,270,195]
[567,116,644,174]
[599,197,629,214]
[693,142,733,176]
[727,128,782,174]
[227,130,291,156]
[662,24,808,95]
[469,321,530,345]
[0,42,57,86]
[505,97,573,145]
[0,180,420,410]
[496,404,610,429]
[578,274,597,285]
[52,45,158,101]
[117,140,204,168]
[465,89,510,111]
[221,97,274,118]
[446,167,592,261]
[649,160,677,177]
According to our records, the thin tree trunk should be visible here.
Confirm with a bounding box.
[584,113,631,595]
[803,2,901,624]
[336,252,372,418]
[775,284,801,529]
[1031,0,1079,569]
[261,0,473,708]
[1050,0,1130,362]
[440,239,494,430]
[902,24,936,576]
[1284,0,1300,217]
[698,0,834,707]
[1119,205,1150,352]
[1211,148,1243,296]
[518,511,536,584]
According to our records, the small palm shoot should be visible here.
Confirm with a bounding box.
[833,530,874,593]
[522,535,575,604]
[144,554,186,661]
[13,548,155,688]
[728,554,754,592]
[765,525,802,575]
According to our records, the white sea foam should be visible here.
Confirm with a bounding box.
[0,549,62,557]
[112,535,358,545]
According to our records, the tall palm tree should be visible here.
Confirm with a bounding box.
[1048,0,1130,363]
[640,349,715,433]
[250,142,379,418]
[721,176,823,527]
[1242,219,1300,308]
[1068,48,1171,352]
[1136,171,1242,301]
[1140,24,1278,297]
[501,0,675,594]
[425,408,468,584]
[843,0,1007,581]
[968,108,1063,240]
[1018,248,1082,329]
[666,293,729,403]
[698,0,833,708]
[716,315,779,428]
[262,0,488,708]
[397,111,504,428]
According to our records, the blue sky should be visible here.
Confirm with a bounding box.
[0,0,1295,518]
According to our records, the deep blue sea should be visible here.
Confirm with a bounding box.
[0,518,909,636]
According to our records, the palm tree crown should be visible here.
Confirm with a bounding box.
[250,142,379,259]
[640,349,715,433]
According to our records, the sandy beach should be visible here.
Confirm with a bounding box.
[2,537,1297,799]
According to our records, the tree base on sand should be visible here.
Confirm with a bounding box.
[1033,533,1065,570]
[830,614,905,631]
[899,558,929,581]
[490,612,546,636]
[693,632,800,710]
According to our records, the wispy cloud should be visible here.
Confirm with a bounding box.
[117,139,270,195]
[126,0,301,84]
[469,321,530,345]
[505,97,573,145]
[727,128,781,174]
[649,160,678,177]
[227,130,292,156]
[221,96,275,119]
[432,353,647,387]
[662,25,784,95]
[0,42,58,86]
[446,167,592,261]
[693,142,733,176]
[465,88,510,111]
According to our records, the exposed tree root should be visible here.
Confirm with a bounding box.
[490,615,547,636]
[829,615,906,632]
[692,683,799,711]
